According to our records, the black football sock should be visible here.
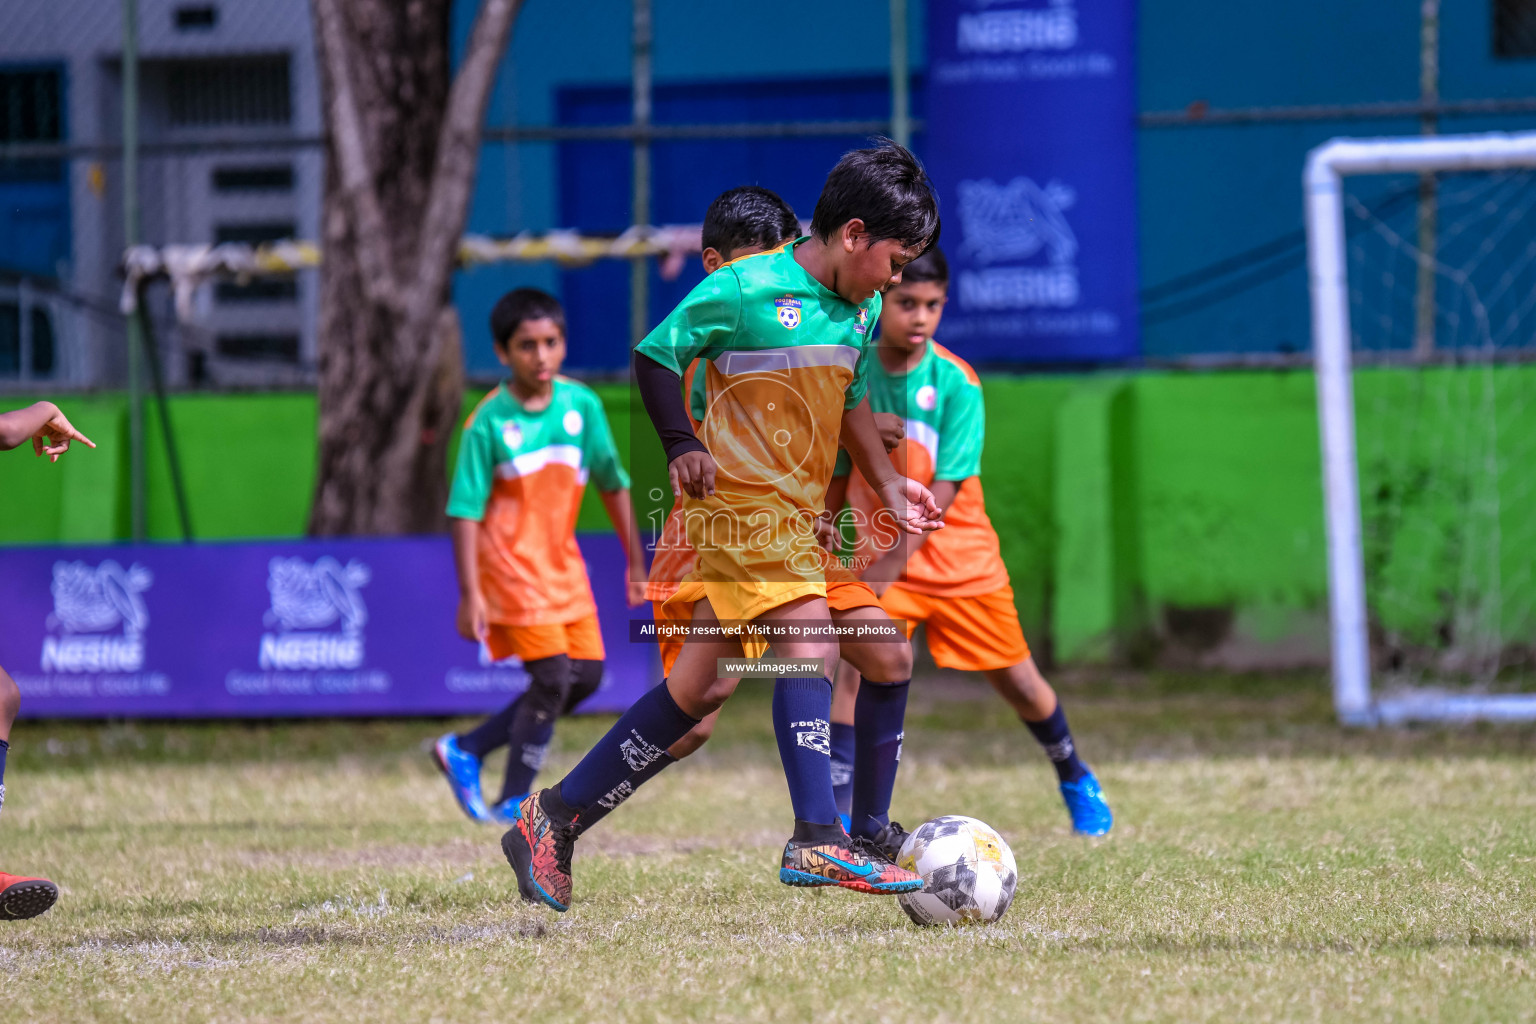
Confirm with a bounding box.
[1024,703,1089,783]
[500,655,574,801]
[456,696,522,759]
[791,819,849,845]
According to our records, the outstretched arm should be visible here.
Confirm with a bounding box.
[0,402,96,460]
[599,488,648,607]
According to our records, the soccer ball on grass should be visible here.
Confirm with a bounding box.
[895,815,1018,926]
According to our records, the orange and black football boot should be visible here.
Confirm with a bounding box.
[500,789,577,912]
[0,872,58,921]
[779,823,923,894]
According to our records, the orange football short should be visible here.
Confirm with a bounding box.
[877,584,1030,673]
[485,613,605,663]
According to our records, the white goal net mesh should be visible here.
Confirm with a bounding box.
[1343,167,1536,693]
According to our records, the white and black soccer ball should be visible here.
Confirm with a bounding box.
[895,815,1018,926]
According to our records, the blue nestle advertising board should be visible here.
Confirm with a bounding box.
[0,536,653,719]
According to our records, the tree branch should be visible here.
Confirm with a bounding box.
[403,0,524,367]
[313,0,403,308]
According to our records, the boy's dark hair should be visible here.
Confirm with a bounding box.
[896,246,949,287]
[701,186,800,257]
[810,139,940,253]
[490,288,565,347]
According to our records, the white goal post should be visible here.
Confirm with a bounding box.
[1305,129,1536,727]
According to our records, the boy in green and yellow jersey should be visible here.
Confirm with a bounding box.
[432,288,645,827]
[502,143,946,912]
[827,247,1113,835]
[569,187,914,838]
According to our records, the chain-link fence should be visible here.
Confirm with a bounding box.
[3,0,1536,392]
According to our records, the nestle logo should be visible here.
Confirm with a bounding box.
[41,635,145,673]
[956,8,1077,54]
[258,632,364,671]
[41,560,154,674]
[257,556,372,671]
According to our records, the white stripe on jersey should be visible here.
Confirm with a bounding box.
[904,418,939,462]
[495,443,589,484]
[711,344,861,377]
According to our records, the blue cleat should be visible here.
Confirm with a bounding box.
[432,734,492,823]
[488,794,527,826]
[838,813,852,833]
[1060,772,1113,836]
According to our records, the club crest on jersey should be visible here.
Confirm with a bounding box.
[774,297,802,329]
[854,307,870,335]
[501,422,523,449]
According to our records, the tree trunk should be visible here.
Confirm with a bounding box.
[308,0,521,535]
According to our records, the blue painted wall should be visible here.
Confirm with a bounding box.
[452,0,1536,373]
[0,62,72,280]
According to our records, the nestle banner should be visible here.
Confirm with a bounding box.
[925,0,1139,362]
[0,536,654,719]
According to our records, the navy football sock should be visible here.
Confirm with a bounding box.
[456,696,522,759]
[0,737,7,816]
[849,679,909,839]
[772,677,840,827]
[1025,703,1089,783]
[830,721,856,817]
[499,717,556,803]
[557,683,698,813]
[574,752,677,833]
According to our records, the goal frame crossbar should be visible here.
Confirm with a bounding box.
[1304,129,1536,726]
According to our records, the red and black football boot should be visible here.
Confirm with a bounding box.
[500,789,577,912]
[0,872,58,921]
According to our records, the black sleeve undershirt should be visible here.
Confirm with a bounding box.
[634,352,709,463]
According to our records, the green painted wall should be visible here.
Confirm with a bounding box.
[6,364,1534,666]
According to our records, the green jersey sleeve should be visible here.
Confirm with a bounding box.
[634,269,742,373]
[832,447,852,478]
[934,371,984,481]
[688,360,708,423]
[843,292,881,410]
[446,413,496,520]
[582,389,630,492]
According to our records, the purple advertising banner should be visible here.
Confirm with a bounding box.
[0,536,656,719]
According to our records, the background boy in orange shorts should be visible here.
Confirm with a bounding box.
[433,288,645,825]
[827,247,1114,836]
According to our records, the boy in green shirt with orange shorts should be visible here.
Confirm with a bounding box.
[827,247,1113,836]
[432,290,645,825]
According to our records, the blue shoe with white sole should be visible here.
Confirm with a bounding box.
[1060,772,1113,836]
[432,734,492,823]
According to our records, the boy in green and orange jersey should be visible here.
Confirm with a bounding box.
[502,143,946,912]
[431,289,646,826]
[827,247,1113,835]
[0,400,92,921]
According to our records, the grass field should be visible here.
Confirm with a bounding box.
[3,670,1536,1022]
